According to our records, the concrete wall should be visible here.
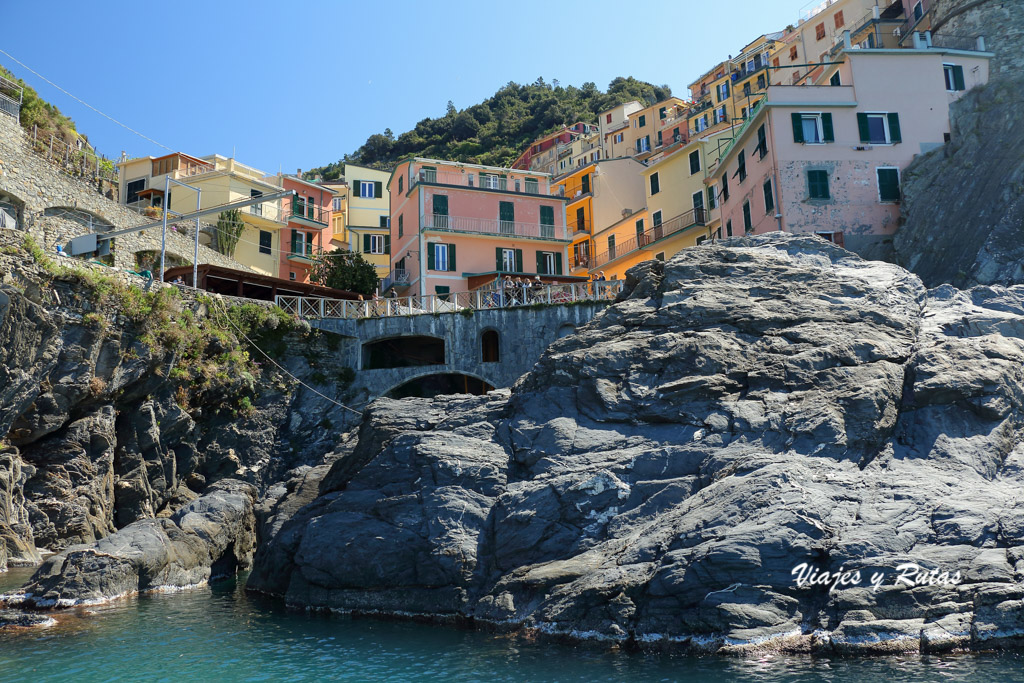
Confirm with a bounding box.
[311,302,605,402]
[0,115,247,272]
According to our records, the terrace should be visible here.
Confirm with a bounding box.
[421,213,567,241]
[592,208,706,269]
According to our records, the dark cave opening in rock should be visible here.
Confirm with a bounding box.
[386,373,494,399]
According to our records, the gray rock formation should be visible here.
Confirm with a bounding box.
[250,234,1024,654]
[894,76,1024,289]
[9,479,257,607]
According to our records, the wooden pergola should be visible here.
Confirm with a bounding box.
[162,263,360,302]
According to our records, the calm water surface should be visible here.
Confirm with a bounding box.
[0,567,1019,682]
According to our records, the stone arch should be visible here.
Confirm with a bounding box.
[132,249,191,273]
[557,323,576,339]
[0,189,27,230]
[361,334,446,370]
[481,328,500,363]
[43,206,115,232]
[382,370,496,399]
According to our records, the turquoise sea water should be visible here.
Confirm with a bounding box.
[0,567,1020,682]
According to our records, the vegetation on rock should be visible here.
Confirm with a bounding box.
[306,77,672,177]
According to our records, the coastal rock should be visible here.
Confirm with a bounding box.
[11,479,257,607]
[250,233,1024,653]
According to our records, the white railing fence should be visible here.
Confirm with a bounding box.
[276,280,624,320]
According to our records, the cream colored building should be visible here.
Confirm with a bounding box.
[116,153,286,276]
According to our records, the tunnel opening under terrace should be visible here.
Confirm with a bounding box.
[362,336,445,370]
[385,373,495,399]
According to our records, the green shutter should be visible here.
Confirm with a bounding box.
[536,251,545,274]
[878,168,901,202]
[953,65,965,91]
[540,205,554,225]
[291,229,298,253]
[499,201,514,222]
[496,247,503,272]
[363,234,371,252]
[350,180,358,196]
[887,113,901,143]
[791,113,804,143]
[374,181,383,198]
[433,194,448,216]
[822,113,834,142]
[554,252,563,275]
[427,244,435,270]
[384,235,390,254]
[448,243,456,272]
[514,249,523,273]
[857,113,870,143]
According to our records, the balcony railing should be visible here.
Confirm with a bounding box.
[421,213,564,240]
[414,168,548,194]
[381,268,410,291]
[288,241,315,261]
[569,218,591,235]
[571,253,591,271]
[289,196,329,225]
[592,207,706,268]
[554,177,592,199]
[276,280,623,320]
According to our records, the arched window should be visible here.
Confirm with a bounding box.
[481,330,500,363]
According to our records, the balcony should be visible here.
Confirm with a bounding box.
[570,253,591,273]
[554,177,592,201]
[382,268,410,291]
[592,207,706,268]
[568,217,590,236]
[288,196,329,226]
[421,213,567,241]
[414,168,549,195]
[287,241,315,264]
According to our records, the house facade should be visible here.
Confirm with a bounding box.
[710,45,991,256]
[266,175,334,283]
[387,158,577,296]
[344,164,392,279]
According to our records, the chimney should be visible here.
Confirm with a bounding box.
[297,168,302,177]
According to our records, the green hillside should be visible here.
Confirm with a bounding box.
[306,77,672,180]
[0,63,80,146]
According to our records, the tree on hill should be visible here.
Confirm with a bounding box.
[310,248,379,295]
[304,77,672,178]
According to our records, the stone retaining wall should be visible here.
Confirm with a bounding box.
[0,115,249,273]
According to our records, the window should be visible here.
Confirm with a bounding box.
[482,330,500,363]
[721,174,730,203]
[659,107,667,120]
[369,234,386,254]
[858,112,901,144]
[743,82,752,97]
[536,250,558,275]
[696,234,709,245]
[432,194,448,229]
[614,132,624,143]
[792,113,834,144]
[398,176,403,193]
[638,114,646,127]
[756,124,768,159]
[830,72,842,87]
[581,173,590,194]
[398,214,403,237]
[757,74,766,90]
[652,210,663,227]
[421,166,437,184]
[481,174,504,190]
[834,10,844,28]
[332,197,343,211]
[607,235,616,259]
[763,179,775,214]
[499,201,515,234]
[500,248,516,272]
[707,186,717,211]
[125,178,146,204]
[913,1,923,21]
[944,64,966,91]
[636,136,651,153]
[715,106,728,124]
[716,82,730,102]
[650,172,660,196]
[737,150,746,182]
[606,113,613,124]
[815,22,825,40]
[673,127,681,143]
[291,229,309,256]
[877,167,901,202]
[696,116,708,133]
[789,45,799,61]
[635,218,645,238]
[379,215,389,229]
[657,130,663,147]
[435,285,450,300]
[726,219,733,237]
[250,188,263,216]
[689,150,701,175]
[656,252,665,261]
[525,177,539,194]
[808,170,831,200]
[742,201,752,233]
[429,242,455,271]
[289,272,296,281]
[358,181,376,198]
[258,230,272,255]
[540,205,555,238]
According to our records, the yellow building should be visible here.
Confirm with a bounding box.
[117,153,287,276]
[551,157,646,277]
[342,164,392,279]
[321,179,350,249]
[605,97,688,163]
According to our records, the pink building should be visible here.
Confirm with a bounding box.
[386,158,581,297]
[710,43,990,257]
[277,175,333,283]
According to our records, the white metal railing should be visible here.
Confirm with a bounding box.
[276,280,623,320]
[413,168,550,195]
[421,213,565,240]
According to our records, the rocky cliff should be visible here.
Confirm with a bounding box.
[0,230,356,576]
[248,234,1024,654]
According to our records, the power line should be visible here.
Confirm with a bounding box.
[208,297,363,416]
[0,47,174,153]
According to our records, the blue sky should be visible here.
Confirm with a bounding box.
[1,0,812,173]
